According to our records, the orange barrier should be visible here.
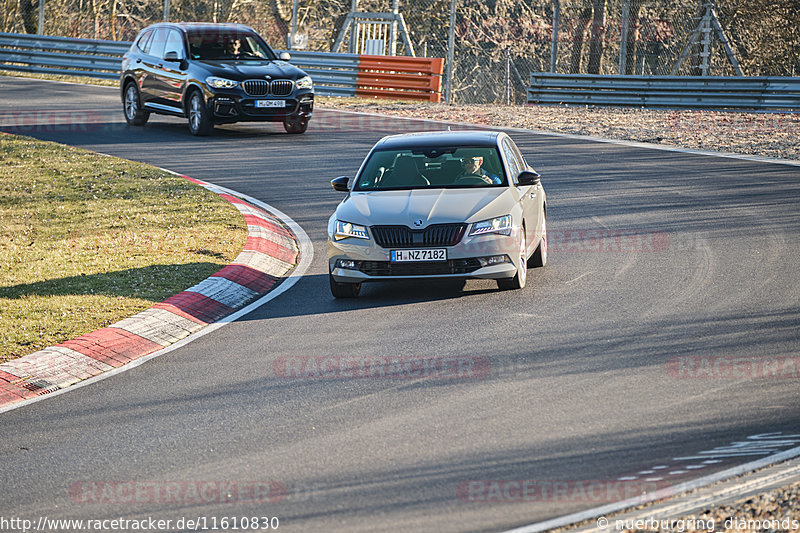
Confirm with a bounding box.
[356,55,444,103]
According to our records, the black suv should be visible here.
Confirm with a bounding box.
[121,22,314,135]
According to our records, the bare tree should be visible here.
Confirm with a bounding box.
[586,0,605,73]
[19,0,37,33]
[568,2,592,73]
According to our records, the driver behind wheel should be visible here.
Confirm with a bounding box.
[458,156,501,184]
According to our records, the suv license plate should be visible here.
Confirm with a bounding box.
[255,100,285,108]
[391,249,447,262]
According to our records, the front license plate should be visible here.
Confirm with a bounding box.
[255,100,285,108]
[391,249,447,262]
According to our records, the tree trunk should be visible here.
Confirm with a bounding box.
[110,0,116,41]
[624,0,644,74]
[587,0,605,74]
[19,0,37,33]
[568,5,592,73]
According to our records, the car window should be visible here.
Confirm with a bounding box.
[354,147,507,191]
[510,141,528,170]
[186,29,277,61]
[163,29,186,59]
[148,28,169,59]
[501,139,521,183]
[136,30,153,53]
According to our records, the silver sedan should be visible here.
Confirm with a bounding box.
[327,130,547,298]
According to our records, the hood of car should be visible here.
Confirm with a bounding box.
[336,188,519,228]
[197,60,306,81]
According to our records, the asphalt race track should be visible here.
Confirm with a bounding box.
[1,76,799,532]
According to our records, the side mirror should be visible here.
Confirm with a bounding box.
[517,170,541,186]
[331,176,350,192]
[163,51,182,62]
[279,51,291,61]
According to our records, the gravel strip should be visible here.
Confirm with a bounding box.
[317,98,799,162]
[676,481,800,532]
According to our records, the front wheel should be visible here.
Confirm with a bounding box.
[330,271,361,298]
[187,91,213,136]
[123,82,149,126]
[283,117,308,134]
[497,230,527,291]
[529,212,547,268]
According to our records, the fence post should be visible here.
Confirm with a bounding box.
[550,0,559,73]
[445,0,456,103]
[37,0,45,34]
[389,0,399,56]
[163,0,170,22]
[290,0,298,49]
[505,49,511,105]
[618,0,629,74]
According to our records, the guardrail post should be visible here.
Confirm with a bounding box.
[163,0,170,22]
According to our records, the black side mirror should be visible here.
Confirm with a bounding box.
[517,170,541,186]
[164,51,182,62]
[331,176,350,192]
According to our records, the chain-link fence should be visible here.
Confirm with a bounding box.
[4,0,798,103]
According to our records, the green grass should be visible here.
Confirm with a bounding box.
[0,134,248,362]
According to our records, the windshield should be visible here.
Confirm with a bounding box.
[354,147,507,191]
[186,29,277,61]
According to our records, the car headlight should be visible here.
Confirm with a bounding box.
[206,76,239,89]
[469,215,512,236]
[333,220,369,241]
[295,76,313,89]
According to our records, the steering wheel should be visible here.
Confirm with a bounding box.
[455,176,491,185]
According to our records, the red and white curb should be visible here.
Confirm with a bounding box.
[0,172,313,412]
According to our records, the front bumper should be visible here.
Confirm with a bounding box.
[206,89,314,124]
[328,229,521,283]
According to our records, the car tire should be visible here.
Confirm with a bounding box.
[283,117,308,134]
[329,270,361,298]
[123,82,149,126]
[497,229,527,291]
[529,211,547,268]
[187,90,213,136]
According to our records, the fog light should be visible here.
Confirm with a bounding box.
[336,259,357,269]
[477,255,510,267]
[487,255,510,265]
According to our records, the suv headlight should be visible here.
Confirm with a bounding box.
[469,215,512,236]
[295,76,313,89]
[206,76,239,89]
[333,220,369,241]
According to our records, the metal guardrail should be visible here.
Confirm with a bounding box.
[0,32,359,95]
[527,73,800,111]
[0,32,128,79]
[0,32,443,101]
